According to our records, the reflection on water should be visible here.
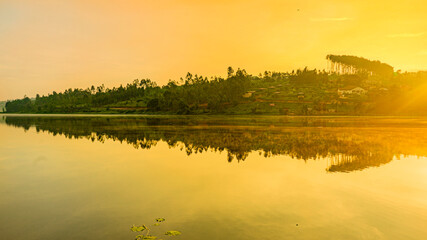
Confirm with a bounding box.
[1,115,427,240]
[2,115,427,172]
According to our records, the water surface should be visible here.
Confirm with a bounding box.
[1,115,426,239]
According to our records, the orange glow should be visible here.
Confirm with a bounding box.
[0,0,426,100]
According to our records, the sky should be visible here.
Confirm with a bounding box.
[0,0,426,100]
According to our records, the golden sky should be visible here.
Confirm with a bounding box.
[0,0,426,100]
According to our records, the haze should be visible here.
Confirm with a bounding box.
[0,0,426,100]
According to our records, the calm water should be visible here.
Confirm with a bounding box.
[1,115,427,240]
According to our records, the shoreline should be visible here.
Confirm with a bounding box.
[1,112,425,118]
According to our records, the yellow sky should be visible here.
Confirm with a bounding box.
[0,0,426,100]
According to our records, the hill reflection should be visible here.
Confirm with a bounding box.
[2,116,427,173]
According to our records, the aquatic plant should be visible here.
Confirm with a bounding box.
[131,218,181,240]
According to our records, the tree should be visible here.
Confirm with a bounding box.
[227,66,234,78]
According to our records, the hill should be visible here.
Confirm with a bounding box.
[4,56,427,116]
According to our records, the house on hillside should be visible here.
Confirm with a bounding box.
[242,91,255,98]
[338,86,367,96]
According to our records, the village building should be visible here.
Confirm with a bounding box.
[242,92,254,98]
[338,86,367,96]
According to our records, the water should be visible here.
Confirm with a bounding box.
[0,115,426,240]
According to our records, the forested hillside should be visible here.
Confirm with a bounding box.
[4,55,427,115]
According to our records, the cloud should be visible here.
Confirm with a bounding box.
[310,17,351,22]
[388,32,424,38]
[417,50,427,56]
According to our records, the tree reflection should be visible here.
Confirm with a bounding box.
[3,116,427,173]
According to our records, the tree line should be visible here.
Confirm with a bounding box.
[327,54,394,75]
[5,67,327,114]
[4,55,427,115]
